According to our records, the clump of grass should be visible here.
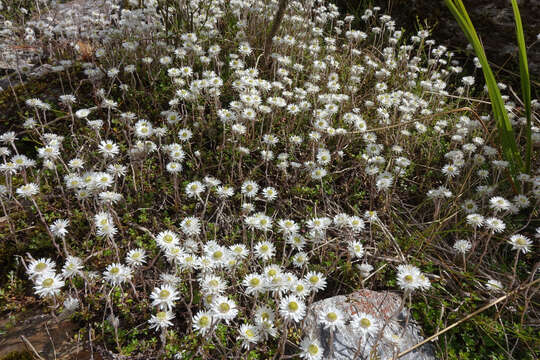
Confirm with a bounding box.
[445,0,533,184]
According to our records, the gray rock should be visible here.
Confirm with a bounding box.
[303,289,437,360]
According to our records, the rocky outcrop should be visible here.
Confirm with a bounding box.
[303,289,436,360]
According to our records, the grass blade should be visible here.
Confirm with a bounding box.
[445,0,524,181]
[511,0,532,173]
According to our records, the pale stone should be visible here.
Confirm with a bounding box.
[303,289,437,360]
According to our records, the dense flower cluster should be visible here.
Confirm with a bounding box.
[0,0,537,358]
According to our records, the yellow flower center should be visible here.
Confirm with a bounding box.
[288,302,299,311]
[219,303,230,313]
[199,316,209,327]
[42,278,54,287]
[360,318,371,328]
[327,312,337,322]
[156,311,167,320]
[308,344,319,355]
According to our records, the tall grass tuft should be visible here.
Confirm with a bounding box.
[510,0,532,174]
[445,0,533,185]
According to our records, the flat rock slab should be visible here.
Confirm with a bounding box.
[303,289,437,360]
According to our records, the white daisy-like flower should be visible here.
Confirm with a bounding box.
[166,161,182,174]
[344,214,363,233]
[241,180,259,197]
[212,296,238,323]
[239,323,260,349]
[150,284,180,310]
[243,273,266,295]
[311,167,327,180]
[287,233,307,250]
[98,140,120,158]
[67,158,84,170]
[50,219,69,238]
[103,263,132,286]
[292,252,309,268]
[290,279,310,298]
[279,295,306,323]
[396,264,423,292]
[299,337,323,360]
[318,305,345,331]
[27,258,56,279]
[466,213,484,228]
[357,263,374,277]
[148,310,174,331]
[254,241,276,261]
[305,271,327,292]
[364,210,379,222]
[156,230,180,250]
[93,172,114,190]
[489,196,511,212]
[216,185,235,198]
[62,256,83,278]
[262,187,278,201]
[461,199,478,213]
[126,248,147,267]
[178,128,193,142]
[348,241,365,258]
[34,274,65,298]
[185,181,205,198]
[63,296,80,311]
[513,194,530,209]
[16,183,39,198]
[192,311,213,334]
[485,217,506,233]
[180,217,201,237]
[351,312,380,338]
[508,234,532,254]
[453,239,472,254]
[201,274,227,295]
[229,244,248,259]
[165,246,185,264]
[75,108,91,118]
